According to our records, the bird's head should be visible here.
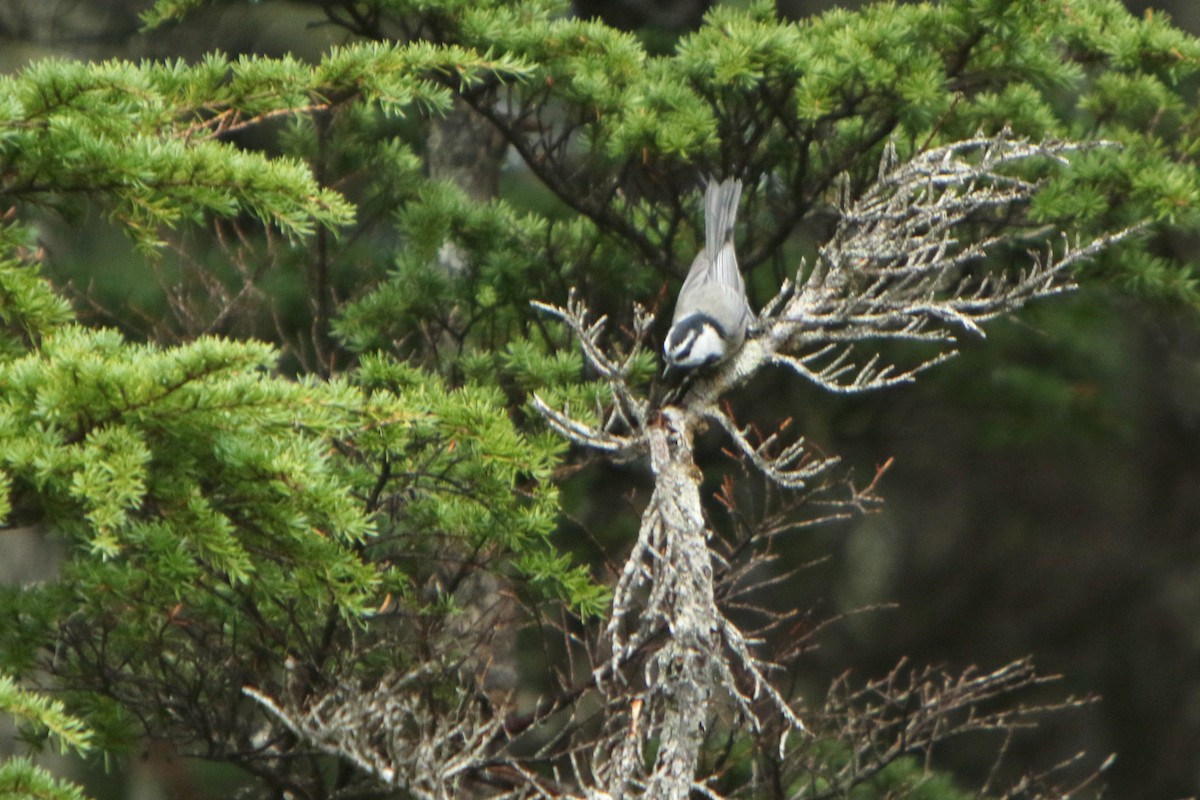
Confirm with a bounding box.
[664,314,729,372]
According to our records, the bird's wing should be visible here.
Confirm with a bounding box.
[677,250,711,304]
[702,178,747,303]
[673,257,754,333]
[672,178,753,327]
[709,239,745,298]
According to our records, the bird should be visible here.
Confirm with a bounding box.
[662,177,753,377]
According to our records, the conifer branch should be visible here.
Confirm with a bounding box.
[528,393,636,455]
[530,290,652,458]
[684,129,1141,407]
[9,2,1178,794]
[704,409,839,489]
[587,407,805,800]
[525,129,1136,800]
[244,676,505,800]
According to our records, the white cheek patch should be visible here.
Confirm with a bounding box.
[666,328,697,361]
[685,326,725,366]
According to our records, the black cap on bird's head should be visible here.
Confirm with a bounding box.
[663,313,729,374]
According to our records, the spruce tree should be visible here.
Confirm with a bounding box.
[2,1,1198,798]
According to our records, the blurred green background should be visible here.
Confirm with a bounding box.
[2,1,1200,799]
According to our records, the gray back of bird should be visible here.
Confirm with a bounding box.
[672,178,753,346]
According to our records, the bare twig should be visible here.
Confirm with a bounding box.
[684,129,1141,407]
[704,408,839,489]
[244,668,510,800]
[521,130,1133,800]
[254,130,1130,800]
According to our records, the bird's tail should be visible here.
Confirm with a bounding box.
[704,177,742,260]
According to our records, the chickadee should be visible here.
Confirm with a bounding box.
[663,178,753,375]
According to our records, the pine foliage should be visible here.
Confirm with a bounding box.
[2,0,1199,798]
[0,676,91,800]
